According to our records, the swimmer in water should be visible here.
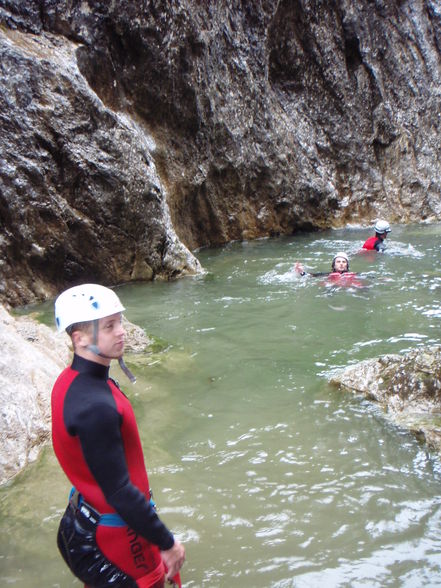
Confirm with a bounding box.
[294,252,350,277]
[294,253,365,288]
[362,220,391,252]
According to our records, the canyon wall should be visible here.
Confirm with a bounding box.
[1,0,440,306]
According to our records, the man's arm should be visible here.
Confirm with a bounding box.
[162,541,186,583]
[75,399,175,550]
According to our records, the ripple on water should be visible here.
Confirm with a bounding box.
[3,224,441,588]
[258,267,301,286]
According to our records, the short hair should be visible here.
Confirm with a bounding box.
[66,321,93,337]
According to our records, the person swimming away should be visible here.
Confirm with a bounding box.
[362,220,391,252]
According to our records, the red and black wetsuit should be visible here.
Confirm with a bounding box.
[51,354,174,588]
[362,236,385,251]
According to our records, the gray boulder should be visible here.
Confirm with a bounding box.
[329,346,441,453]
[0,305,69,485]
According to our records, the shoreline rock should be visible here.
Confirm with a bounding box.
[329,346,441,454]
[0,305,69,485]
[0,305,152,486]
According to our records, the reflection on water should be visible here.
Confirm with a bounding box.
[1,223,441,587]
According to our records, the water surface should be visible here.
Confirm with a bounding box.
[1,223,440,587]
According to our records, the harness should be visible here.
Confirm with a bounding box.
[69,488,127,527]
[68,489,181,588]
[69,487,157,527]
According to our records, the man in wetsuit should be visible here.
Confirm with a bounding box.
[294,252,350,277]
[362,219,391,252]
[51,284,185,588]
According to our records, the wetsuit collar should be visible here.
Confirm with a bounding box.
[71,354,110,380]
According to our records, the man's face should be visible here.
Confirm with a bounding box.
[96,312,125,359]
[334,257,348,272]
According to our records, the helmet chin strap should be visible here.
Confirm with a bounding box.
[117,357,137,384]
[87,320,137,384]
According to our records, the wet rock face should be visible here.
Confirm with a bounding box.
[0,14,200,307]
[1,1,440,306]
[330,346,441,453]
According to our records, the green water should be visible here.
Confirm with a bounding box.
[1,223,441,587]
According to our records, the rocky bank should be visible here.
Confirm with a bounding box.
[1,1,441,307]
[0,305,152,486]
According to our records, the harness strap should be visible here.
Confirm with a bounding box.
[69,487,157,527]
[69,489,180,586]
[69,488,126,527]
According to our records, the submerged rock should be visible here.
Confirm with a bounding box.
[329,346,441,453]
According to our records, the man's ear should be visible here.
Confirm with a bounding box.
[71,329,91,350]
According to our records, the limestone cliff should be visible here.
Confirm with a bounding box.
[1,1,440,306]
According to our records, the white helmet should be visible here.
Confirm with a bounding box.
[55,283,125,333]
[332,252,349,270]
[374,220,391,234]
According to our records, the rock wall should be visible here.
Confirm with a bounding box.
[0,14,201,308]
[1,0,441,306]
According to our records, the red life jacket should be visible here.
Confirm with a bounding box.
[362,236,379,250]
[325,272,363,288]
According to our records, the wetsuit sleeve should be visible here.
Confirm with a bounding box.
[374,239,386,252]
[309,272,329,277]
[76,404,175,551]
